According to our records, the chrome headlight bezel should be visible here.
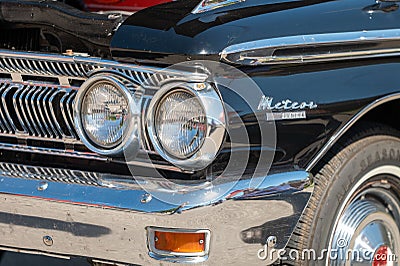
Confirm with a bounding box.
[74,75,141,156]
[146,82,226,171]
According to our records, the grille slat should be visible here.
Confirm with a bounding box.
[65,90,76,135]
[24,85,40,136]
[0,83,9,132]
[60,90,77,138]
[3,58,14,72]
[36,87,51,137]
[12,84,27,132]
[31,86,47,136]
[42,87,60,138]
[48,89,65,138]
[19,85,34,134]
[2,84,17,132]
[0,81,78,139]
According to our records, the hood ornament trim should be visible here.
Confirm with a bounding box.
[220,29,400,65]
[191,0,245,14]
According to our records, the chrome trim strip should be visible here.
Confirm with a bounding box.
[220,28,400,65]
[306,93,400,171]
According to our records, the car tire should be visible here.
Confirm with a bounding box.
[285,123,400,265]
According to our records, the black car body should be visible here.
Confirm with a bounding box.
[0,0,399,265]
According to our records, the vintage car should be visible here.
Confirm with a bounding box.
[0,0,399,265]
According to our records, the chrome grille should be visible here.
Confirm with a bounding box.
[0,50,208,156]
[0,80,77,139]
[0,50,199,88]
[0,162,100,186]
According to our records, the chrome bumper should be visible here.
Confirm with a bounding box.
[0,165,312,265]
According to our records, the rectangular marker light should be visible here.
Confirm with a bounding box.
[147,227,211,259]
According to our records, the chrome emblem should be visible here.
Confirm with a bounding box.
[258,95,318,121]
[257,95,318,111]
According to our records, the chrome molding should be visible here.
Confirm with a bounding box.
[220,28,400,65]
[306,92,400,171]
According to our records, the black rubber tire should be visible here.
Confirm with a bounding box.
[285,123,400,265]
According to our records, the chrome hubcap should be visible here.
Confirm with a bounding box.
[329,175,400,266]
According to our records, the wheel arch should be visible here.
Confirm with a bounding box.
[306,93,400,173]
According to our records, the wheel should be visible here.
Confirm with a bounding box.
[286,124,400,265]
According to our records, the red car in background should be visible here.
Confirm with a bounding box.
[82,0,171,12]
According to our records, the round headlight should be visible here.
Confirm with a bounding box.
[147,82,226,171]
[81,81,128,148]
[154,90,207,159]
[74,75,141,156]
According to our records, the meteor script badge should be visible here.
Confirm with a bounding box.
[257,95,318,121]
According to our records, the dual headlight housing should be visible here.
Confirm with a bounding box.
[74,75,226,171]
[147,81,226,171]
[74,75,141,157]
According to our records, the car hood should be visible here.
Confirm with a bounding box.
[110,0,375,65]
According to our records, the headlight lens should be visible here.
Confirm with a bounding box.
[154,90,207,159]
[81,81,129,148]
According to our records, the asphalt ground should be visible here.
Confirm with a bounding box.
[0,252,91,266]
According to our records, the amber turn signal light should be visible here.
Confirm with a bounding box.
[147,227,210,259]
[154,231,205,253]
